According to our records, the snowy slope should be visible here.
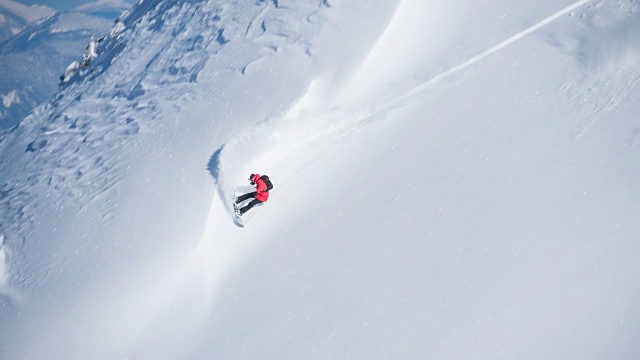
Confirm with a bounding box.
[0,2,131,130]
[1,0,639,358]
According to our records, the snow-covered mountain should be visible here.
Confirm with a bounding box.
[0,0,53,42]
[1,0,639,358]
[0,0,131,130]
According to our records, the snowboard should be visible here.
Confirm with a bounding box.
[233,200,244,227]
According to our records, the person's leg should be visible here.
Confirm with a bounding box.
[236,192,257,204]
[239,199,263,215]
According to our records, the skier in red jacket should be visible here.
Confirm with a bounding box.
[235,174,270,216]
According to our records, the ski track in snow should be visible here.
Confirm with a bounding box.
[214,0,598,204]
[228,0,639,193]
[186,0,634,318]
[368,0,595,118]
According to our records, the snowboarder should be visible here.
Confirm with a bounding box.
[234,173,272,216]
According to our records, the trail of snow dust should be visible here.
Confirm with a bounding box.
[214,80,360,203]
[367,0,594,116]
[215,0,595,202]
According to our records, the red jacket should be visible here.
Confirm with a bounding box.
[251,174,269,202]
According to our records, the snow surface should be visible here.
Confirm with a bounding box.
[0,3,130,129]
[1,0,639,358]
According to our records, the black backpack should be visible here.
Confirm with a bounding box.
[261,175,273,191]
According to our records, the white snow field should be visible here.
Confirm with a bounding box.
[0,0,639,358]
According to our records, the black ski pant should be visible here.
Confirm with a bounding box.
[236,192,263,215]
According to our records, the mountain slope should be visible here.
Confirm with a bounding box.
[0,1,131,129]
[0,0,53,42]
[1,0,639,358]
